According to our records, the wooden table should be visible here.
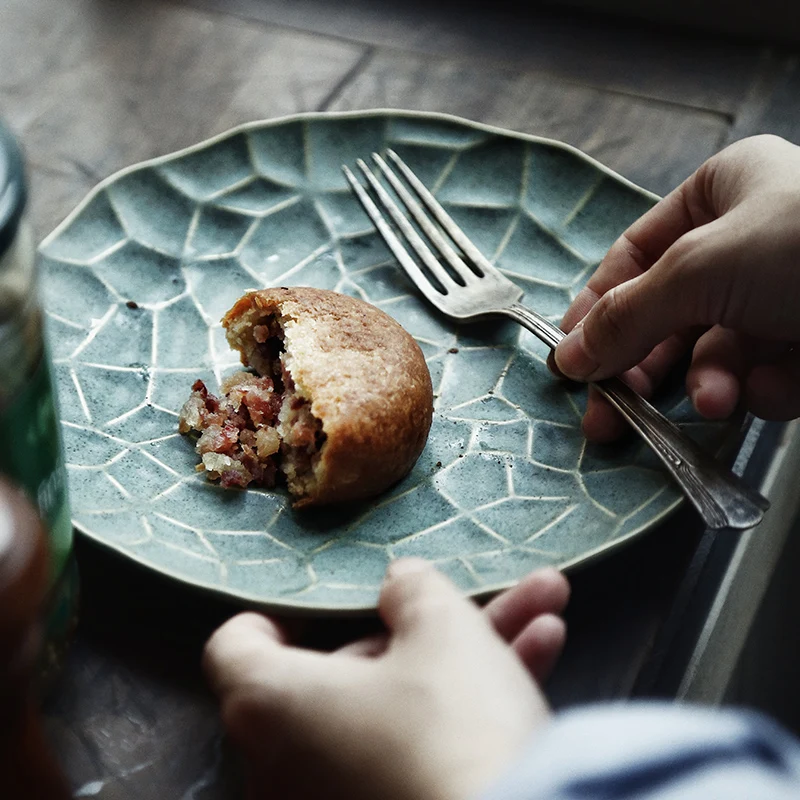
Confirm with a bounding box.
[5,1,800,795]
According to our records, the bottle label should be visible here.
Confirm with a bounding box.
[0,352,73,583]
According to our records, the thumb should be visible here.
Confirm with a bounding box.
[554,220,732,382]
[203,612,315,696]
[203,612,331,748]
[379,558,487,658]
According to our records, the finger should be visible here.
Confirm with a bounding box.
[203,613,289,695]
[570,331,699,442]
[553,155,721,382]
[547,352,626,439]
[203,612,325,699]
[203,613,348,767]
[510,614,567,684]
[379,558,486,656]
[202,614,310,762]
[746,347,800,419]
[581,386,629,443]
[580,359,662,443]
[560,234,660,335]
[558,240,648,342]
[686,327,747,419]
[554,215,734,382]
[559,173,715,337]
[483,568,570,643]
[554,273,685,382]
[607,175,716,267]
[638,327,702,390]
[333,633,388,659]
[687,331,791,419]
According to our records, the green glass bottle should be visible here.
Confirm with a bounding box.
[0,121,77,686]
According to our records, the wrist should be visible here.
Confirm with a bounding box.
[430,707,553,800]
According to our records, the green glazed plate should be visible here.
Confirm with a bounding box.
[39,110,726,613]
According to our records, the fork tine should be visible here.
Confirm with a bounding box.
[352,159,459,293]
[386,148,497,276]
[370,152,479,287]
[342,164,451,308]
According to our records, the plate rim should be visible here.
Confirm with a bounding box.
[42,107,684,615]
[40,107,660,249]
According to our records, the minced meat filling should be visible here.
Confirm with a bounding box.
[278,394,325,490]
[178,373,281,489]
[253,318,286,391]
[178,315,327,493]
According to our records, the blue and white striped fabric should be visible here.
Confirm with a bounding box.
[481,703,800,799]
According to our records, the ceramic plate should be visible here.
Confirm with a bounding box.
[39,110,726,613]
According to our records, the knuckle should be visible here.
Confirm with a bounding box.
[202,626,234,671]
[204,613,259,657]
[201,635,218,669]
[202,615,281,690]
[659,229,720,322]
[724,133,788,162]
[665,227,706,270]
[613,232,649,272]
[404,587,479,640]
[404,592,456,626]
[747,133,790,151]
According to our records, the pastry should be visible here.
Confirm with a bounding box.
[179,287,433,507]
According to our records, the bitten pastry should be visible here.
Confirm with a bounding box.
[179,287,434,507]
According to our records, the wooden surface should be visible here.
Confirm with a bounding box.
[8,0,800,246]
[2,0,799,796]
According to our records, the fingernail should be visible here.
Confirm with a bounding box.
[555,326,598,381]
[387,558,431,579]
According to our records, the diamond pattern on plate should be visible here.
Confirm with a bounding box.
[40,111,733,612]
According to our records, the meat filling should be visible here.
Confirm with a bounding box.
[178,315,326,493]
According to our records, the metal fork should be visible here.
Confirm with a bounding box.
[343,149,769,531]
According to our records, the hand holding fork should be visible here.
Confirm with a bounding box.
[344,150,769,531]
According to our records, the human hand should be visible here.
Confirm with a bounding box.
[552,134,800,441]
[203,561,569,800]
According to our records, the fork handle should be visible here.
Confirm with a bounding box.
[504,303,769,531]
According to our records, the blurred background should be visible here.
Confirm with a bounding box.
[5,0,800,244]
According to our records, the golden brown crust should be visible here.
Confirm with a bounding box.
[222,287,433,507]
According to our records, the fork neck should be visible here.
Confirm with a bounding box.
[502,303,565,350]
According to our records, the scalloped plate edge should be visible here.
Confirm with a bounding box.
[40,108,660,249]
